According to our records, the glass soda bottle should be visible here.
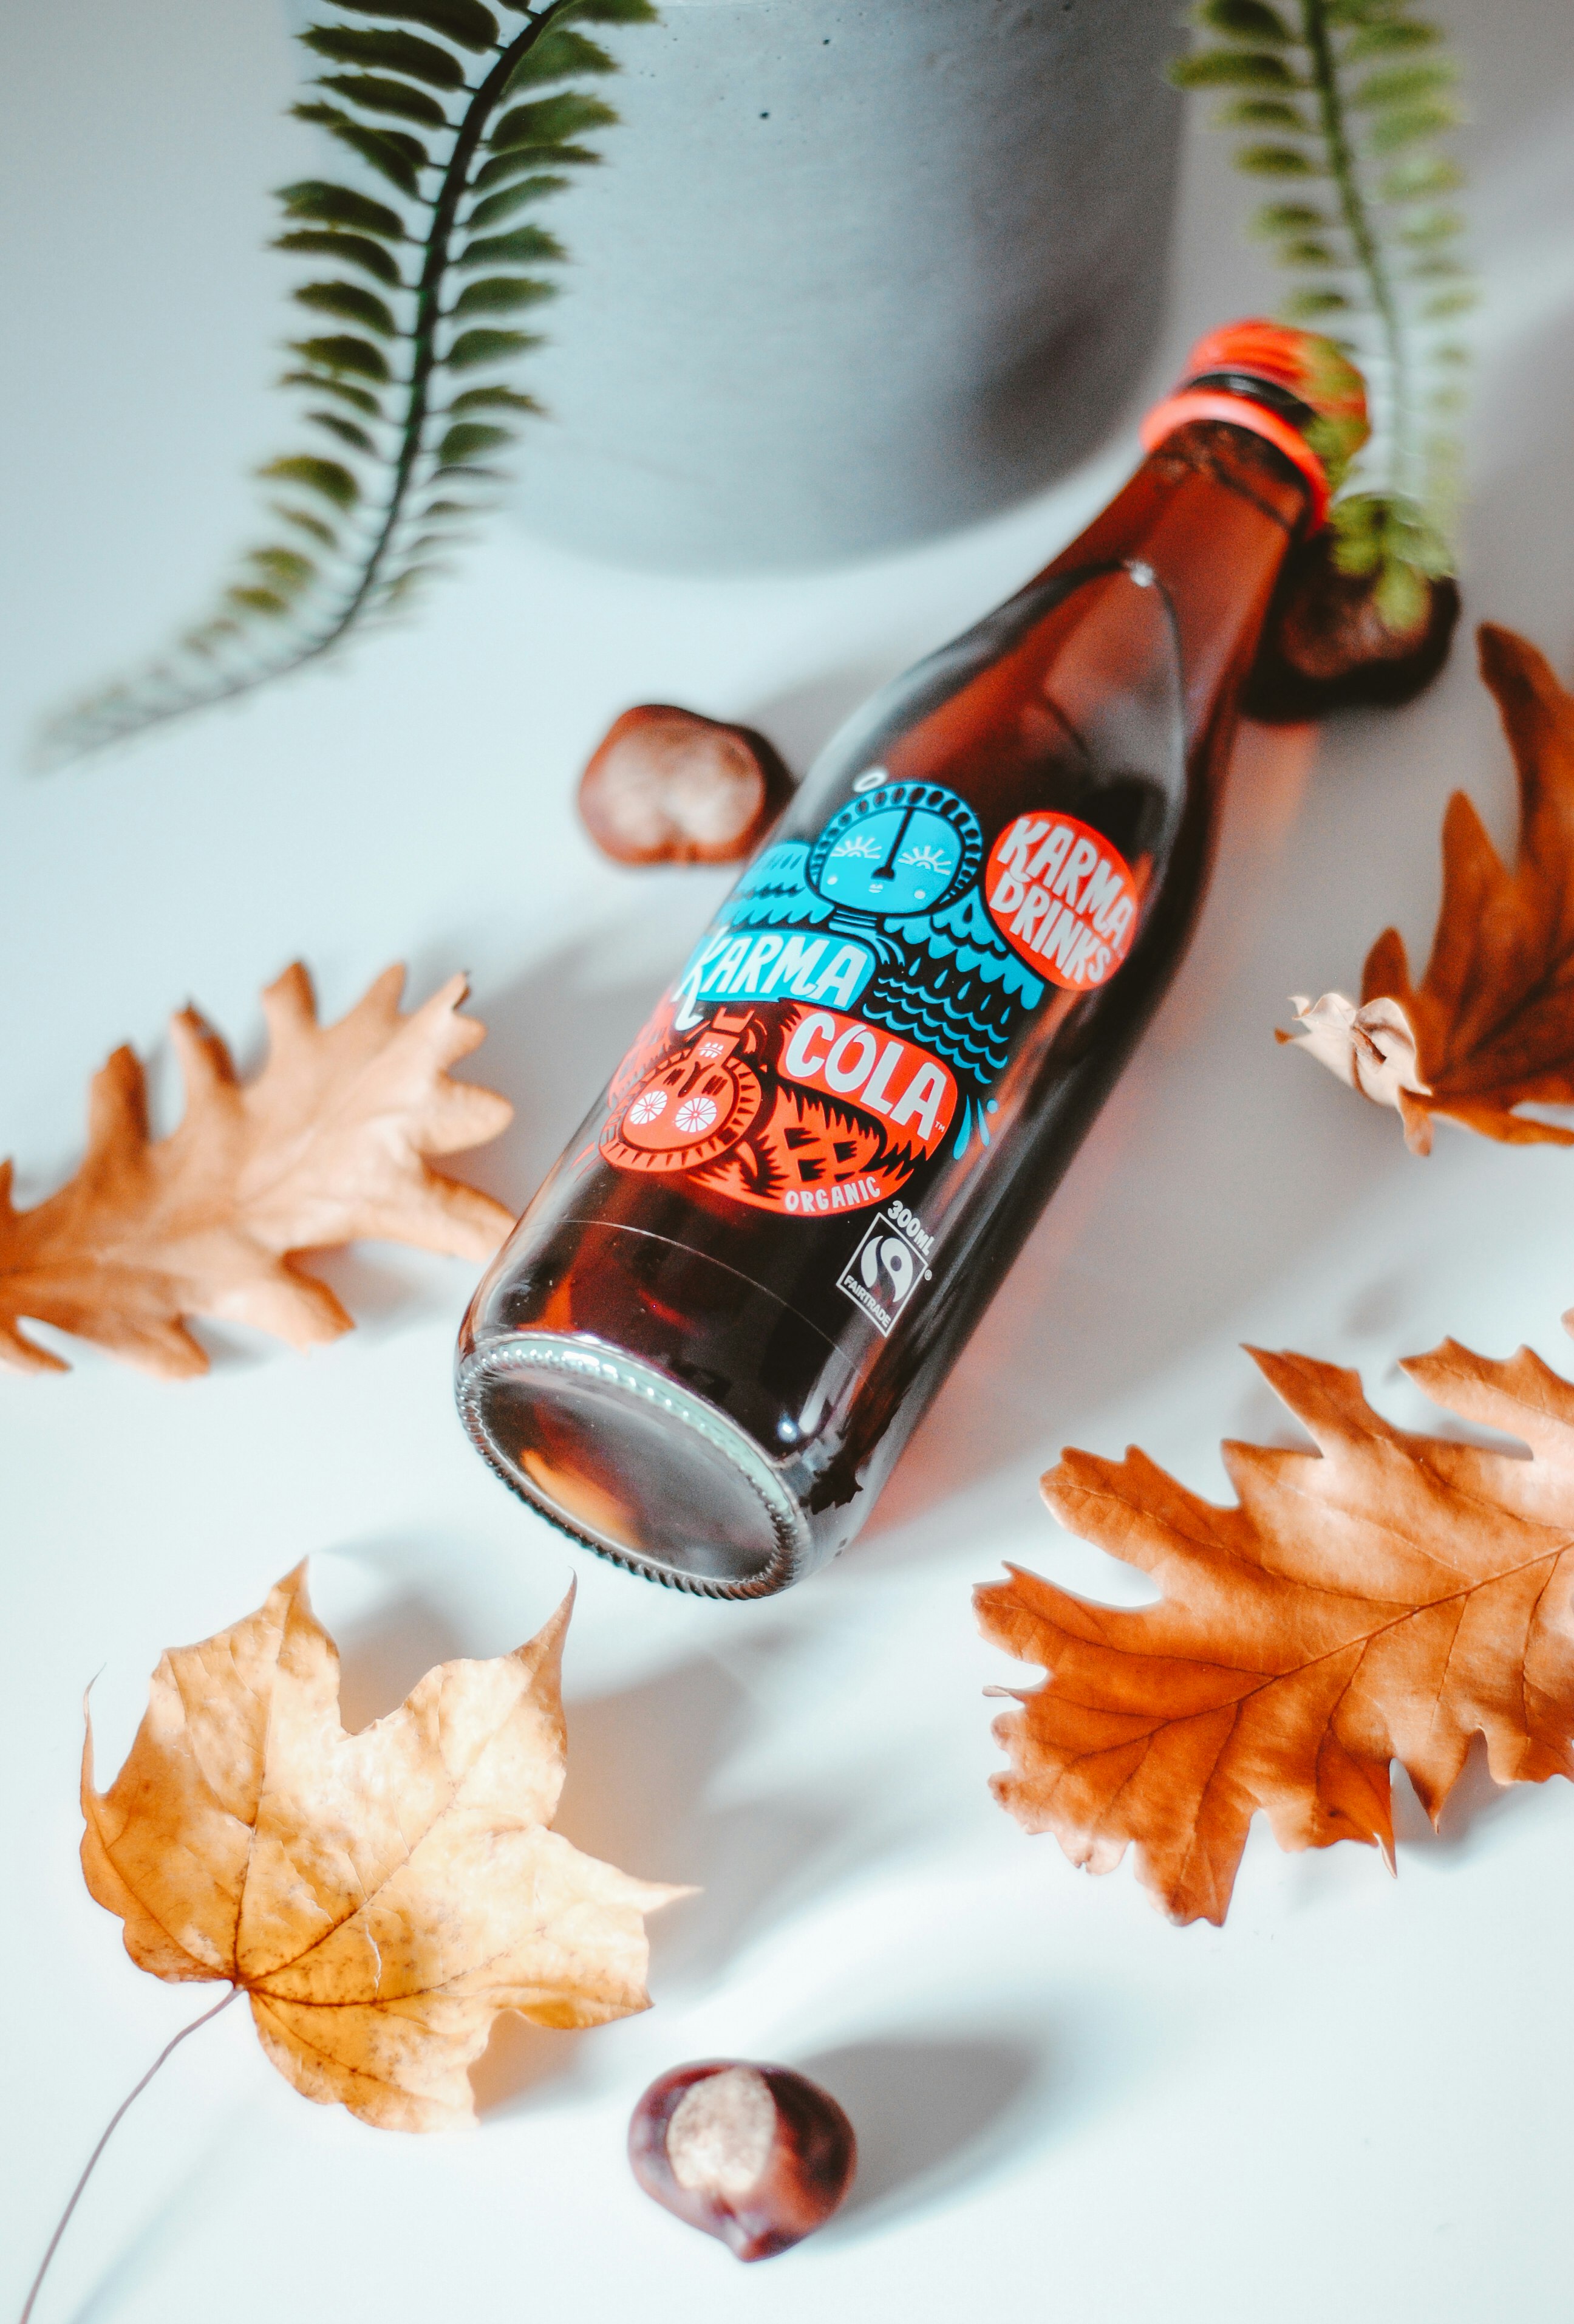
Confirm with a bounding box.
[457,321,1369,1596]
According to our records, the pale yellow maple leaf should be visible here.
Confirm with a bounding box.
[82,1567,685,2131]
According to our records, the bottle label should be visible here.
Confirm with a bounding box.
[597,778,1138,1218]
[985,812,1139,990]
[599,1000,956,1217]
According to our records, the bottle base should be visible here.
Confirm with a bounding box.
[455,1330,814,1599]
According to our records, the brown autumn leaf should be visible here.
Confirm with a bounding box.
[1285,623,1574,1153]
[976,1338,1574,1927]
[0,961,514,1378]
[81,1567,684,2131]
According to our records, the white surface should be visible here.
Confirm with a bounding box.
[5,4,1574,2321]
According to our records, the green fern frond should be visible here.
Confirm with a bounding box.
[41,0,656,764]
[1170,0,1474,619]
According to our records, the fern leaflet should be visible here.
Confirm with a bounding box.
[1172,0,1473,630]
[42,0,655,764]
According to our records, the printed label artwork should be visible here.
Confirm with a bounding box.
[599,779,1117,1213]
[836,1211,932,1336]
[600,1001,956,1217]
[985,812,1139,991]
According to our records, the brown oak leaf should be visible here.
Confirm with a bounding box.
[0,962,514,1378]
[82,1567,684,2131]
[976,1339,1574,1927]
[1286,624,1574,1153]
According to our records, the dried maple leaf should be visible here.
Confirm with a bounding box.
[81,1567,683,2131]
[976,1339,1574,1927]
[0,962,514,1378]
[1286,624,1574,1153]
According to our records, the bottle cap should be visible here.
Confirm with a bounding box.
[1140,320,1370,530]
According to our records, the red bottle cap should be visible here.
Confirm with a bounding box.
[1139,319,1371,530]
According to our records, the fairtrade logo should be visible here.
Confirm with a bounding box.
[985,812,1139,993]
[836,1211,932,1336]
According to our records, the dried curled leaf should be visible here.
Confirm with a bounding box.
[978,1339,1574,1926]
[1278,990,1435,1152]
[82,1567,683,2131]
[0,962,513,1377]
[1287,625,1574,1150]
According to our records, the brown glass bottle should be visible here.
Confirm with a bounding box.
[457,325,1366,1596]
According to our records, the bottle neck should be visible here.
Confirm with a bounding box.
[1040,419,1312,753]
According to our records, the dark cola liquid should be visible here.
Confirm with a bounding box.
[458,424,1308,1594]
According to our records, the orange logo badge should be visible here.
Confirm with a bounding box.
[599,1005,957,1217]
[985,812,1139,992]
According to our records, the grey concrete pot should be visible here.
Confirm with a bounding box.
[514,0,1182,570]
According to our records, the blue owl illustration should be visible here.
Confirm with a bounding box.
[714,781,1047,1154]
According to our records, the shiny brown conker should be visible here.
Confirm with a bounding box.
[577,705,796,866]
[1244,530,1461,722]
[628,2059,857,2261]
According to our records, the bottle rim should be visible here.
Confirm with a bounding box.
[1138,389,1330,525]
[1140,317,1374,531]
[456,1330,816,1599]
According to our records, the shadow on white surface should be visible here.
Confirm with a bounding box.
[552,1653,857,1987]
[802,2033,1054,2238]
[335,1587,466,1735]
[1467,306,1574,650]
[168,1248,465,1375]
[295,1245,455,1340]
[1391,1736,1555,1861]
[470,2013,593,2120]
[60,2107,250,2324]
[459,931,695,1211]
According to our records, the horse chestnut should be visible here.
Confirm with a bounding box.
[1244,531,1461,722]
[629,2060,856,2260]
[577,705,796,866]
